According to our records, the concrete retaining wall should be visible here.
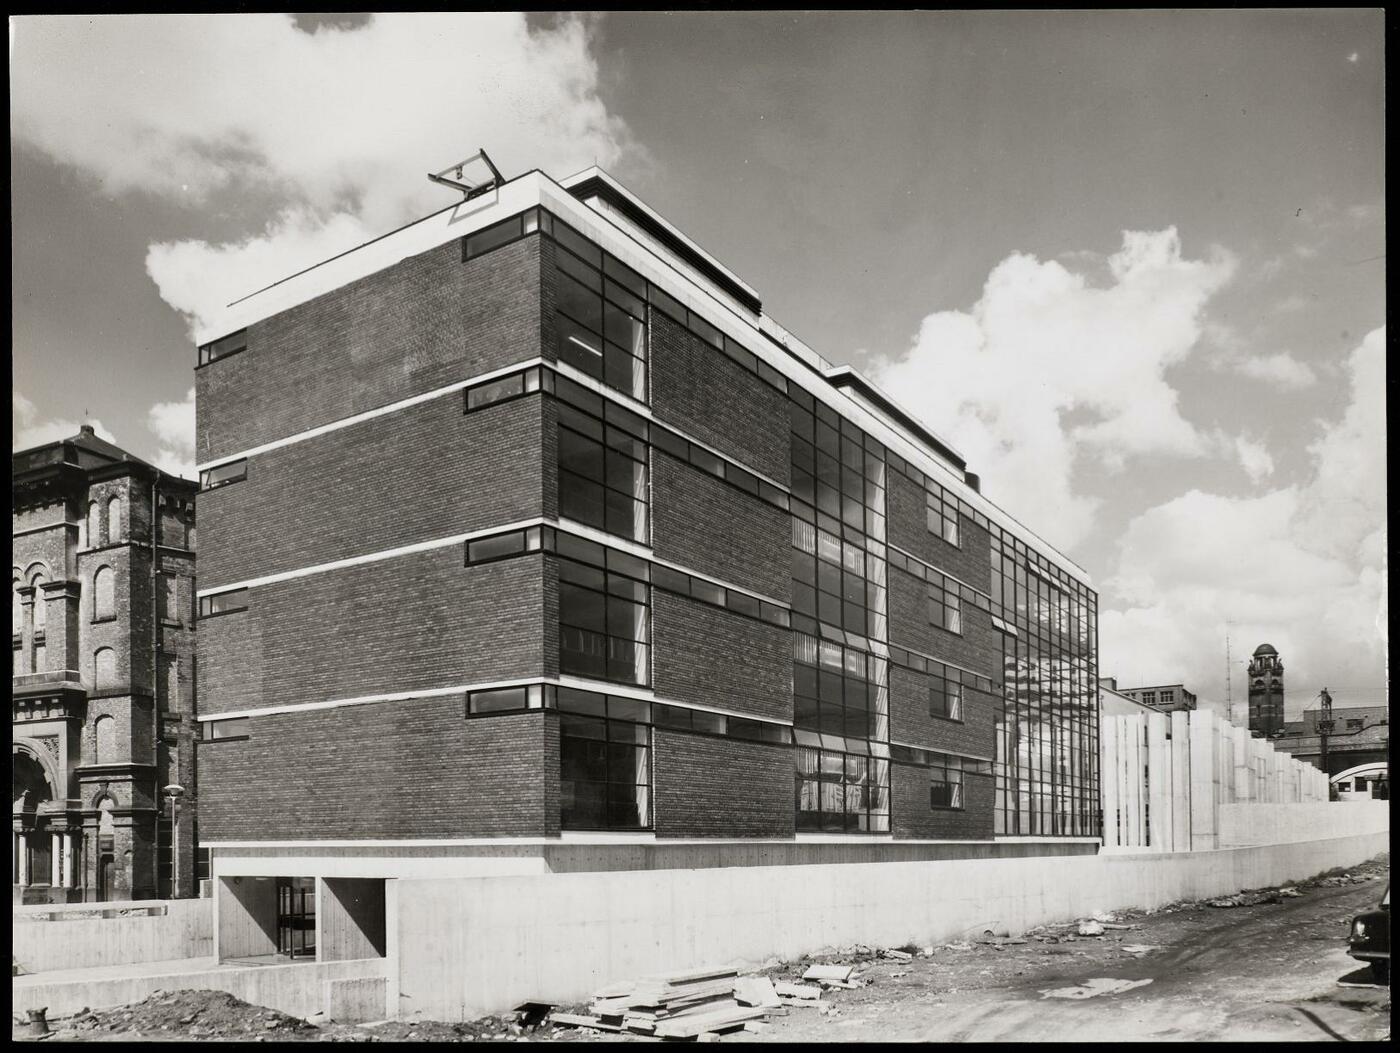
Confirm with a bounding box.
[392,830,1388,1020]
[12,898,213,974]
[11,957,388,1021]
[1217,799,1389,848]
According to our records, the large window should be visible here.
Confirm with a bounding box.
[930,673,963,721]
[792,633,888,743]
[930,757,964,809]
[928,578,962,635]
[197,329,247,367]
[557,400,649,543]
[559,691,651,831]
[926,483,960,546]
[790,520,887,640]
[552,219,648,402]
[558,549,650,686]
[795,747,890,833]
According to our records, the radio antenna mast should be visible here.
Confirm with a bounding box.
[1225,626,1234,725]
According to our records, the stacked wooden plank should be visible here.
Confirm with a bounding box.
[551,967,780,1039]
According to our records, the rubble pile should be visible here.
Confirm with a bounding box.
[53,989,319,1040]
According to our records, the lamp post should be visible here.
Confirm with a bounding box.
[163,784,185,898]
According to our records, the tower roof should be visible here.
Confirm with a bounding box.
[1252,643,1279,656]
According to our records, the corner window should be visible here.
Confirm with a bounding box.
[550,219,648,402]
[200,716,249,741]
[199,589,248,618]
[199,460,247,492]
[559,706,651,831]
[198,329,247,367]
[557,400,649,544]
[464,367,548,412]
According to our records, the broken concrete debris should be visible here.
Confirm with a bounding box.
[550,966,775,1039]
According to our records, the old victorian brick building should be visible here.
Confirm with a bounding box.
[13,426,198,902]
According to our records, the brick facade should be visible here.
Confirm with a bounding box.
[653,730,794,839]
[193,173,1095,854]
[13,433,198,901]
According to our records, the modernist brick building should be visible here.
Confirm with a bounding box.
[193,165,1099,960]
[12,428,199,902]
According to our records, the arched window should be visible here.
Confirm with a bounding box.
[30,573,46,632]
[94,648,117,693]
[93,567,115,621]
[98,797,116,832]
[11,582,21,637]
[87,501,104,549]
[107,496,122,544]
[94,716,116,764]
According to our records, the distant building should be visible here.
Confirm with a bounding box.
[1246,642,1285,737]
[1098,677,1159,717]
[12,426,199,903]
[1110,681,1198,714]
[1274,705,1388,780]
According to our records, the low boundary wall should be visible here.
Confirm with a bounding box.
[392,829,1388,1020]
[1218,800,1389,848]
[12,898,213,974]
[11,957,388,1021]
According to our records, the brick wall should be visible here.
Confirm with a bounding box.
[197,703,552,840]
[891,762,995,840]
[649,312,790,484]
[651,592,791,721]
[653,730,794,838]
[889,665,995,759]
[197,236,544,462]
[887,470,991,590]
[200,393,545,586]
[650,453,790,600]
[197,552,545,715]
[887,565,1001,681]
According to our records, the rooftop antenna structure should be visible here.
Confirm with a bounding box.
[427,148,505,202]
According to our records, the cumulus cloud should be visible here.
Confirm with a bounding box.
[147,388,197,480]
[1231,351,1318,391]
[869,227,1236,549]
[1234,435,1275,483]
[12,13,641,333]
[1099,326,1387,715]
[12,392,117,451]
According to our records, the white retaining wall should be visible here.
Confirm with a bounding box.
[390,829,1388,1020]
[1218,799,1390,848]
[11,898,214,974]
[11,956,388,1021]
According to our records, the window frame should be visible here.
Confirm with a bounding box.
[199,460,248,493]
[196,329,248,368]
[198,589,248,619]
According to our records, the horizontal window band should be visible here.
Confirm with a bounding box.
[552,360,790,493]
[196,356,788,509]
[886,543,994,606]
[197,674,797,727]
[197,518,545,597]
[196,358,547,472]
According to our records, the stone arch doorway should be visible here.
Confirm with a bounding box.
[12,745,57,894]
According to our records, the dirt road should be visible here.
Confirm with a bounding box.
[752,856,1390,1043]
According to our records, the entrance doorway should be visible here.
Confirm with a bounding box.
[276,877,316,958]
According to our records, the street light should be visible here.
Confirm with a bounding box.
[163,784,185,899]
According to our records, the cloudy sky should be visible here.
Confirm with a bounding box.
[11,12,1385,719]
